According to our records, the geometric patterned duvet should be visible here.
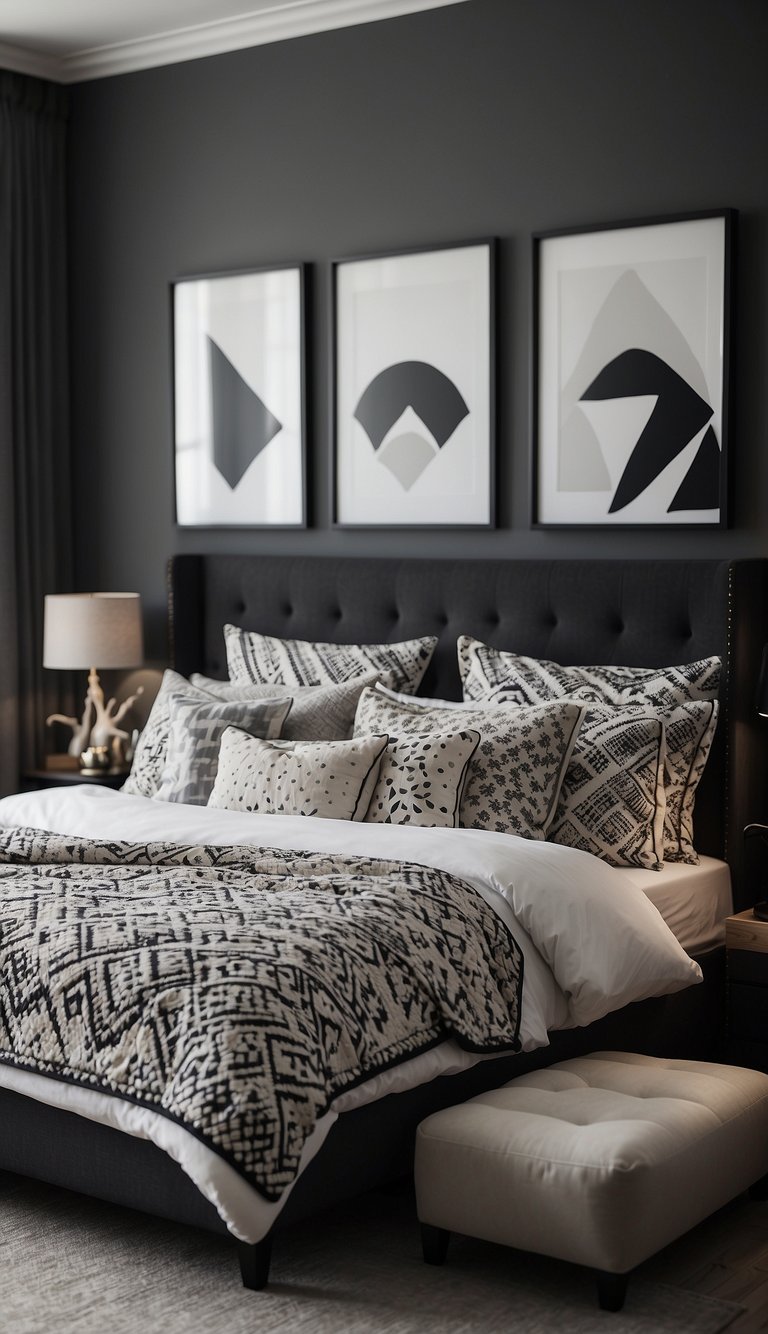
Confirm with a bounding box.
[0,828,523,1201]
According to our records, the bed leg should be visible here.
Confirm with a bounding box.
[237,1235,273,1290]
[595,1269,628,1311]
[421,1223,450,1265]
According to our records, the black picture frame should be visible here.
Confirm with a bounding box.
[531,210,735,530]
[326,237,496,528]
[171,261,308,530]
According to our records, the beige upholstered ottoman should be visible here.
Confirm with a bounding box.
[415,1052,768,1310]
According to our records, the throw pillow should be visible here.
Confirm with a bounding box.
[122,670,220,799]
[208,728,388,821]
[548,707,667,870]
[354,687,583,840]
[153,694,291,805]
[364,730,480,828]
[190,671,387,741]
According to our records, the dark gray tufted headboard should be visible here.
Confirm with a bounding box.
[168,554,768,912]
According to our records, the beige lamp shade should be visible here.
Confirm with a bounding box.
[43,593,143,671]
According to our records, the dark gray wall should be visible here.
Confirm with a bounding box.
[68,0,768,660]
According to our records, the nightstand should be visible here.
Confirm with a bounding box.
[726,909,768,1072]
[21,768,129,793]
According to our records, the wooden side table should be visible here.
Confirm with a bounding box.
[21,768,129,793]
[726,909,768,1072]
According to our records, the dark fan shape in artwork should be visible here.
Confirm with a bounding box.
[354,361,469,490]
[208,336,283,489]
[580,348,715,514]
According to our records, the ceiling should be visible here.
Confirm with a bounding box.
[0,0,465,83]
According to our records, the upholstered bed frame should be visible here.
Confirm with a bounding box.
[2,553,767,1278]
[170,553,768,908]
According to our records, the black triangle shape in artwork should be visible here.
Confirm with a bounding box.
[668,425,721,512]
[581,348,713,514]
[208,336,282,489]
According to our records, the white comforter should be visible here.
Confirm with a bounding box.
[0,786,701,1242]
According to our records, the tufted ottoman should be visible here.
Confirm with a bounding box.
[414,1052,768,1310]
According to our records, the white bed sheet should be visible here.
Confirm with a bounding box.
[621,856,732,954]
[0,785,702,1242]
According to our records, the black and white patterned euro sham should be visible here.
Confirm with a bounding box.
[456,640,720,864]
[548,707,667,869]
[655,699,719,862]
[190,671,387,741]
[209,727,388,821]
[0,827,524,1202]
[224,624,437,694]
[458,637,721,709]
[364,730,481,828]
[153,695,291,805]
[354,687,583,839]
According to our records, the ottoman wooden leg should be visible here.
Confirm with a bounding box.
[596,1269,628,1312]
[421,1223,450,1265]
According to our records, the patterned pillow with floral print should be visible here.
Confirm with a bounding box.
[354,687,583,840]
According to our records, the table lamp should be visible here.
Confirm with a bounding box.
[43,593,144,766]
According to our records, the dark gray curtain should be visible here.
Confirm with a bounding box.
[0,71,72,794]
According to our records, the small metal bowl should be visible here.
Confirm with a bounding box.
[79,746,111,771]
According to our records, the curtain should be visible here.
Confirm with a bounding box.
[0,71,72,794]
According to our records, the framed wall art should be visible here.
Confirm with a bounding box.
[532,210,734,528]
[172,264,306,528]
[333,240,495,527]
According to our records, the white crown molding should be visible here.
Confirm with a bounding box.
[0,38,63,83]
[0,0,467,85]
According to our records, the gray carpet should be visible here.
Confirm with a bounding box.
[0,1171,742,1333]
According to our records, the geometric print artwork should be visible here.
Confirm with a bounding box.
[189,671,389,742]
[353,361,469,491]
[457,638,721,711]
[0,826,524,1203]
[354,687,583,840]
[207,336,282,489]
[334,242,493,526]
[224,624,437,694]
[547,706,667,870]
[363,729,481,828]
[152,694,292,805]
[208,728,389,822]
[173,266,305,527]
[535,214,731,526]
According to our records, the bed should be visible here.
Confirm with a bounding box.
[0,552,765,1289]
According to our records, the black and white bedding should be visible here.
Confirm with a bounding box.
[0,824,524,1201]
[0,785,701,1243]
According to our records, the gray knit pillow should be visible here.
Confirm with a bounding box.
[209,728,388,821]
[190,671,386,741]
[153,694,291,805]
[123,670,291,800]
